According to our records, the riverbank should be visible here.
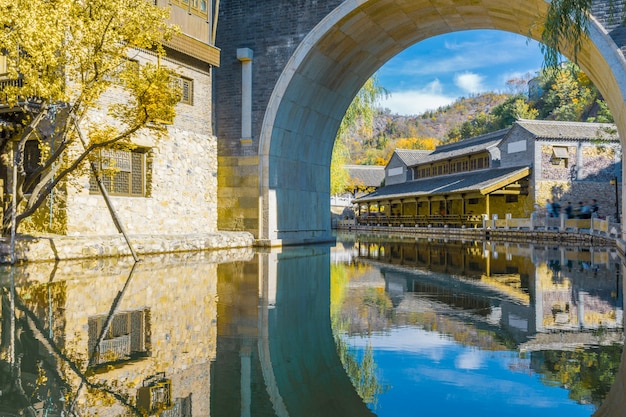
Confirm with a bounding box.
[337,224,618,248]
[1,223,623,264]
[0,231,255,263]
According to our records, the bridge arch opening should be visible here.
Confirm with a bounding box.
[257,0,626,245]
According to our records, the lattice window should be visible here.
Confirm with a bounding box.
[174,76,194,105]
[90,148,146,197]
[87,309,150,366]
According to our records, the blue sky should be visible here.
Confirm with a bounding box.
[376,30,547,116]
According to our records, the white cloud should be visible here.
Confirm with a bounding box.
[454,72,485,93]
[379,80,457,115]
[455,349,484,370]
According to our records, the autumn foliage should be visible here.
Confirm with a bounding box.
[0,0,180,235]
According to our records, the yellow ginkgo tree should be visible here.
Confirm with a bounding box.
[0,0,181,237]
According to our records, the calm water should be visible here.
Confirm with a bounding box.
[0,233,623,416]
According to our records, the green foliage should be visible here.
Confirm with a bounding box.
[592,99,615,123]
[330,137,350,195]
[534,345,622,407]
[330,262,387,407]
[541,0,592,69]
[531,62,603,121]
[446,64,609,141]
[331,76,387,194]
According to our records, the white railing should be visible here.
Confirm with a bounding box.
[331,195,353,207]
[485,213,620,238]
[340,213,621,239]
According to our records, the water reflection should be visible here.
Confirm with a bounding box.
[0,236,623,416]
[331,234,624,416]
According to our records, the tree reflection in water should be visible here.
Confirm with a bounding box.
[331,261,388,407]
[330,234,624,415]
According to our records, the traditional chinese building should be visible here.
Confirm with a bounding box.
[354,120,621,223]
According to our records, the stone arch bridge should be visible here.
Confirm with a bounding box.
[215,0,626,246]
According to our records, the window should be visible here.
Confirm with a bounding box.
[553,146,569,158]
[171,0,208,18]
[176,76,194,105]
[90,148,147,197]
[551,146,569,167]
[506,195,518,203]
[24,140,41,193]
[88,309,150,366]
[468,198,479,205]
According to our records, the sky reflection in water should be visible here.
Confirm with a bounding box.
[348,328,594,417]
[332,235,623,417]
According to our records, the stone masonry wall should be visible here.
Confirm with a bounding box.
[214,0,341,156]
[62,50,218,236]
[535,140,621,219]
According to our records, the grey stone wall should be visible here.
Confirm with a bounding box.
[385,153,407,185]
[499,129,535,169]
[592,0,626,54]
[214,0,341,157]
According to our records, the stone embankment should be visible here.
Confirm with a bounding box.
[0,231,255,263]
[2,224,621,264]
[341,224,617,248]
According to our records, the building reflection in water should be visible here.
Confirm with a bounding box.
[332,234,625,416]
[0,249,252,416]
[0,236,623,416]
[346,236,622,344]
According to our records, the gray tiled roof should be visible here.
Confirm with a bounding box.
[353,166,529,203]
[405,129,509,167]
[515,119,618,141]
[394,149,432,166]
[346,165,385,187]
[432,128,509,154]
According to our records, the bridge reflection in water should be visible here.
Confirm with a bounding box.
[0,236,623,416]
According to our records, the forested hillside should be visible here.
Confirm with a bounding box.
[349,92,509,165]
[345,63,612,167]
